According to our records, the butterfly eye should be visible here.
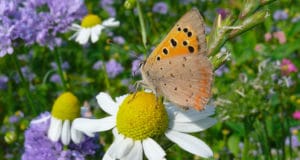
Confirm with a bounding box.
[139,61,145,68]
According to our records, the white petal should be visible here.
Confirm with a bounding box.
[31,114,50,124]
[103,134,125,160]
[96,92,119,115]
[165,130,213,158]
[169,117,217,133]
[90,26,103,43]
[123,140,143,160]
[142,138,166,160]
[71,123,83,144]
[103,144,115,160]
[69,31,79,40]
[69,23,82,30]
[84,132,95,137]
[115,94,129,107]
[112,128,119,137]
[76,28,91,45]
[61,120,71,145]
[102,18,120,27]
[106,133,125,158]
[168,105,215,123]
[72,116,116,134]
[47,117,62,142]
[110,137,134,159]
[103,153,114,160]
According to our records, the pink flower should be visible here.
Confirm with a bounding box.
[254,44,263,52]
[293,111,300,120]
[281,59,298,75]
[273,31,286,44]
[264,32,272,42]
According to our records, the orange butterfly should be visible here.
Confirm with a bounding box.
[140,8,213,111]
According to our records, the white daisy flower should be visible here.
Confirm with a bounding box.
[73,91,216,159]
[48,92,83,145]
[69,14,120,45]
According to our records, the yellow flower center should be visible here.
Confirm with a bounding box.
[51,92,80,120]
[81,14,101,28]
[116,92,168,140]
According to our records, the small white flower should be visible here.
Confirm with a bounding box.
[69,14,120,45]
[73,91,216,159]
[47,92,83,145]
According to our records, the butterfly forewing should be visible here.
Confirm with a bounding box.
[147,8,207,63]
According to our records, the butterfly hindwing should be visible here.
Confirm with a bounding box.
[146,53,213,110]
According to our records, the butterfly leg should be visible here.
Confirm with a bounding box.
[126,80,147,104]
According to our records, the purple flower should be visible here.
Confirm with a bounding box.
[131,56,144,76]
[113,36,125,45]
[9,111,23,123]
[105,6,116,17]
[21,66,36,82]
[100,0,116,17]
[217,8,229,19]
[13,66,36,83]
[215,64,229,77]
[0,75,9,89]
[22,112,101,160]
[286,135,300,148]
[152,2,168,14]
[100,0,114,7]
[50,74,61,84]
[93,60,103,70]
[273,10,288,21]
[50,61,70,70]
[105,59,124,78]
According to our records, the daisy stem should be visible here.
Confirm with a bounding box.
[54,49,69,91]
[242,119,251,160]
[136,0,147,48]
[102,65,111,91]
[11,53,36,113]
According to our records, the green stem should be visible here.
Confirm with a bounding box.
[242,120,250,160]
[54,49,68,91]
[262,118,272,159]
[136,0,147,48]
[280,111,286,159]
[102,65,111,91]
[12,53,36,113]
[286,117,293,158]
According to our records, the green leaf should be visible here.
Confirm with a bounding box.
[226,121,245,136]
[228,134,241,157]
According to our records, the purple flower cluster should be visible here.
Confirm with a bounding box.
[113,36,125,45]
[22,112,101,160]
[0,0,87,57]
[131,55,144,76]
[152,2,168,14]
[93,60,104,70]
[273,10,288,21]
[105,59,124,78]
[0,75,9,89]
[215,64,229,77]
[100,0,116,17]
